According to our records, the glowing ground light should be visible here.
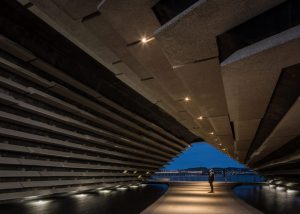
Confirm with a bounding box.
[99,189,112,194]
[117,187,127,190]
[73,194,87,198]
[287,189,299,194]
[276,186,286,191]
[29,200,51,206]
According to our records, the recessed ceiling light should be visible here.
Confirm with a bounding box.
[141,37,155,44]
[184,97,191,102]
[197,116,203,120]
[141,37,147,43]
[173,65,184,69]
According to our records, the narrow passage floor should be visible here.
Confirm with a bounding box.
[142,182,262,214]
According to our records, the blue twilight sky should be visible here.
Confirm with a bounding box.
[163,142,245,170]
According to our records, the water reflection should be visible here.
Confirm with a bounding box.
[0,184,168,214]
[234,185,300,214]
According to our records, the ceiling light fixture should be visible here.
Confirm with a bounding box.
[197,116,203,120]
[210,132,214,135]
[141,37,147,43]
[172,65,184,69]
[184,97,191,102]
[141,37,155,44]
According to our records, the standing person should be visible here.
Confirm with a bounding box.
[208,169,215,193]
[223,169,227,182]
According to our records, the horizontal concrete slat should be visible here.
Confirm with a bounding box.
[3,56,187,148]
[0,143,160,168]
[0,126,165,166]
[0,87,175,158]
[0,108,173,160]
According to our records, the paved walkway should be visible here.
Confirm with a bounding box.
[142,182,262,214]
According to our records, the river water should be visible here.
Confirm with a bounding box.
[233,185,300,214]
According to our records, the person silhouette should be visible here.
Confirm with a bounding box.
[208,169,215,193]
[223,169,227,182]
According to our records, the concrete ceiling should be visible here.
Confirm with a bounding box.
[16,0,299,160]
